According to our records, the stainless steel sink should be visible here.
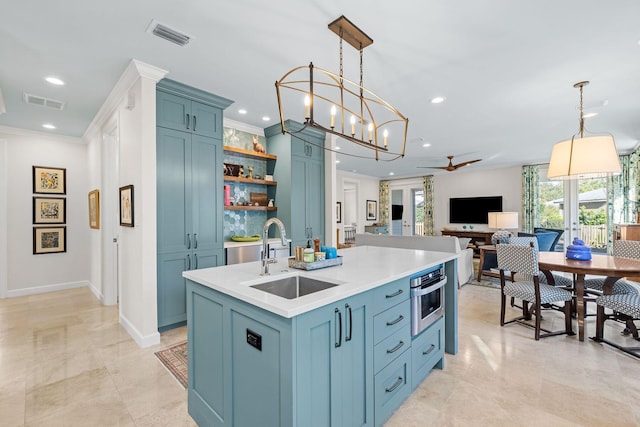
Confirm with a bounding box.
[251,276,339,299]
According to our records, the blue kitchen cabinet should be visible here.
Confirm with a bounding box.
[296,292,373,427]
[264,121,325,248]
[156,80,231,331]
[157,81,223,139]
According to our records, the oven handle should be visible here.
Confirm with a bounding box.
[410,277,447,298]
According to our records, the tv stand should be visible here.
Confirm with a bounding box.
[441,229,494,256]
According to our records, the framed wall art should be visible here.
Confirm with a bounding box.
[33,226,67,254]
[33,197,66,224]
[33,166,66,194]
[336,202,342,224]
[88,189,100,229]
[119,185,134,227]
[366,200,378,221]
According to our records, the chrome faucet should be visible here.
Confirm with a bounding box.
[261,217,288,275]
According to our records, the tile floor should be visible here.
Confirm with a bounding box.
[1,285,638,426]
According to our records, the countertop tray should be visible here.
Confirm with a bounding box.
[288,256,343,271]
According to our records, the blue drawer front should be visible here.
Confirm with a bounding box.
[411,316,444,390]
[374,327,411,374]
[374,349,411,427]
[373,301,410,345]
[370,279,409,314]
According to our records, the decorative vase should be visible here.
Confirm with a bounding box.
[491,230,511,245]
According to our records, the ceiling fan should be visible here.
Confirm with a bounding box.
[418,155,482,172]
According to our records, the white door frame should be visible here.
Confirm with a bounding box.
[102,117,120,306]
[0,139,7,298]
[390,179,422,236]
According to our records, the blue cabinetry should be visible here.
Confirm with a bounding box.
[264,121,325,248]
[156,80,231,331]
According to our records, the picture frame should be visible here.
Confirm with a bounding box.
[33,226,66,254]
[33,197,66,224]
[119,185,134,227]
[33,166,66,194]
[88,189,100,229]
[336,202,342,224]
[366,200,378,221]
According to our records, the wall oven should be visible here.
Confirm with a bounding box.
[410,264,446,336]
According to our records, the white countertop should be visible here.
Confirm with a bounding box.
[224,238,290,248]
[183,245,457,318]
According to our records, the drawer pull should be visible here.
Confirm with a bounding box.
[385,289,403,299]
[386,315,404,326]
[385,377,403,393]
[386,341,404,354]
[423,344,436,355]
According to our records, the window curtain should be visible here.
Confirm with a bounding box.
[422,175,435,236]
[606,150,639,251]
[379,180,390,226]
[521,165,539,233]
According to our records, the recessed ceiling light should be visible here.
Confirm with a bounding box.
[262,116,270,121]
[430,96,446,104]
[423,143,431,148]
[335,146,341,150]
[582,112,598,118]
[352,169,357,173]
[389,172,395,176]
[238,109,247,114]
[45,77,65,86]
[336,160,341,164]
[42,123,56,129]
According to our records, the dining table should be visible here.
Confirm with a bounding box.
[538,251,640,341]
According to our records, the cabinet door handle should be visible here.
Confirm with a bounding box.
[186,113,190,130]
[385,377,403,393]
[186,234,191,249]
[194,233,198,249]
[386,341,405,354]
[345,304,352,342]
[193,115,197,132]
[187,254,191,270]
[385,289,403,299]
[423,344,436,355]
[194,253,198,269]
[308,145,312,157]
[335,308,342,348]
[386,314,404,326]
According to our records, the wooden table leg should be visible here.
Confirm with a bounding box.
[477,248,486,282]
[575,273,585,341]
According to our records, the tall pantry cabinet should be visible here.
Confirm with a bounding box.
[265,120,326,248]
[156,79,232,331]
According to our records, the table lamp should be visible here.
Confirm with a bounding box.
[488,212,519,245]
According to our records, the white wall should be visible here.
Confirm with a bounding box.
[0,127,90,296]
[433,166,522,233]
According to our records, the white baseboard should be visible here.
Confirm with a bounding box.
[87,281,104,302]
[119,313,160,348]
[7,280,88,298]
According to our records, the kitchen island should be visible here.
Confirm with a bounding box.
[183,245,459,427]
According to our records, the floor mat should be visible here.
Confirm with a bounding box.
[154,341,188,389]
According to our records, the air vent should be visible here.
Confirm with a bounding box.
[147,19,191,46]
[23,93,65,110]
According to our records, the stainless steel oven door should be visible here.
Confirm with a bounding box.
[410,277,446,336]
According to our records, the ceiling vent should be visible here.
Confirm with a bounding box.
[147,19,191,46]
[23,93,65,110]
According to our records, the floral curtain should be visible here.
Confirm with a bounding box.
[379,180,390,226]
[606,150,640,251]
[521,165,539,233]
[422,175,435,236]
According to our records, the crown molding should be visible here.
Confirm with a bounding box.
[0,125,83,144]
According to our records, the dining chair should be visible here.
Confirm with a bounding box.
[509,236,573,288]
[593,293,640,358]
[584,240,640,296]
[497,243,574,340]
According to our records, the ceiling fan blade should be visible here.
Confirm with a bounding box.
[417,166,449,170]
[453,159,482,169]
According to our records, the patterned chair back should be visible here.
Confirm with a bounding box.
[496,244,540,277]
[508,236,539,251]
[613,240,640,260]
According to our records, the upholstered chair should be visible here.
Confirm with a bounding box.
[584,240,640,295]
[497,243,574,340]
[594,293,640,358]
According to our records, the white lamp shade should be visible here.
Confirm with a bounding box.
[488,212,519,229]
[547,135,621,180]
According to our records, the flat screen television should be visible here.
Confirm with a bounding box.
[449,196,502,224]
[391,204,403,220]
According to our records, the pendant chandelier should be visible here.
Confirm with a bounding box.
[547,81,621,180]
[275,15,409,161]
